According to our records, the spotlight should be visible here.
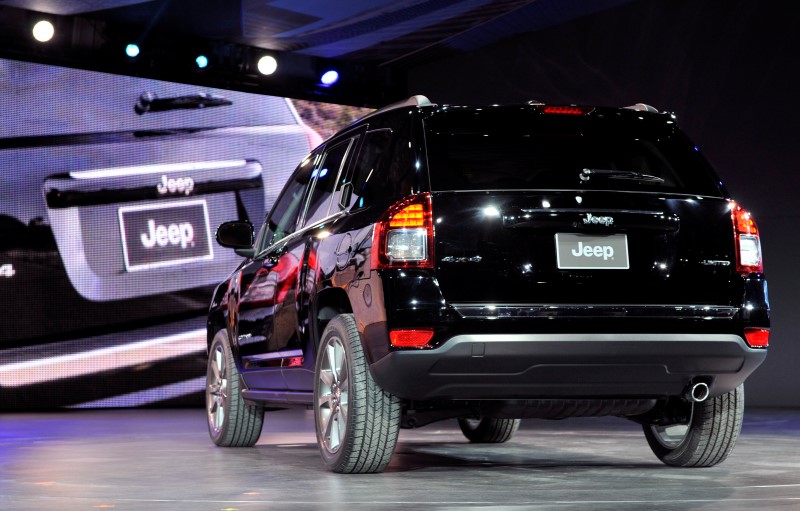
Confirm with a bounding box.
[125,44,140,58]
[257,55,277,75]
[32,20,54,43]
[320,70,339,86]
[195,55,208,69]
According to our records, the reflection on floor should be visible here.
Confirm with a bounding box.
[1,408,799,510]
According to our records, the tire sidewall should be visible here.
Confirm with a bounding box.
[313,316,358,469]
[644,400,705,463]
[660,406,703,464]
[643,384,744,466]
[206,332,231,444]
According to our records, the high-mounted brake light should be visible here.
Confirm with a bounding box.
[539,105,594,115]
[372,193,434,269]
[730,201,763,274]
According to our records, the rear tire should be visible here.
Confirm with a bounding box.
[314,314,401,473]
[206,330,264,447]
[458,418,521,443]
[643,384,744,467]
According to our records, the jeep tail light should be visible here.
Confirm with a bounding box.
[372,193,434,269]
[730,201,763,274]
[390,329,434,348]
[539,105,594,115]
[744,327,769,348]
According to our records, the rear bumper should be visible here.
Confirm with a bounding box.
[367,333,766,401]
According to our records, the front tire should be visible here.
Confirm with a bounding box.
[458,418,521,443]
[643,384,744,467]
[206,330,264,447]
[314,314,401,473]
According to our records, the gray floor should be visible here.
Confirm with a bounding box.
[1,408,799,510]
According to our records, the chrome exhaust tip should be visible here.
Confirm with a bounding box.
[687,382,711,403]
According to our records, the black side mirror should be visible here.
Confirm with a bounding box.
[216,221,253,249]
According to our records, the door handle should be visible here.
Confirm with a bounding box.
[262,243,288,268]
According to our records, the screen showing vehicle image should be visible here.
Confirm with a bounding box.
[0,58,372,409]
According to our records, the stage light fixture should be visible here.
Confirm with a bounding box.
[320,70,339,86]
[125,44,140,58]
[195,55,209,69]
[32,20,55,42]
[257,55,278,75]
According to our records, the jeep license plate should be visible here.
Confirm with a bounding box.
[555,233,629,270]
[119,200,213,272]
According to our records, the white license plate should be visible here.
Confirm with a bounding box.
[119,200,213,271]
[555,233,629,270]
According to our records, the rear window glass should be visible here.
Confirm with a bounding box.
[424,111,723,196]
[302,138,352,226]
[347,115,415,212]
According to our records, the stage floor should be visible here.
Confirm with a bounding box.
[1,408,799,510]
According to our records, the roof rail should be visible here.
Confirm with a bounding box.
[359,95,433,122]
[624,103,660,113]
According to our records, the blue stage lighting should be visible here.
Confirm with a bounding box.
[196,55,209,68]
[320,70,339,86]
[125,44,140,58]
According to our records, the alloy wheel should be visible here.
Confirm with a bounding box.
[317,336,349,454]
[206,344,228,436]
[649,405,693,449]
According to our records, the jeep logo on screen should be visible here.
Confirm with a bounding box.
[556,233,629,269]
[140,220,195,249]
[119,200,213,271]
[157,175,195,196]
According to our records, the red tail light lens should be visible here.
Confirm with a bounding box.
[539,105,594,115]
[372,193,434,269]
[390,329,434,348]
[730,201,763,274]
[744,327,769,348]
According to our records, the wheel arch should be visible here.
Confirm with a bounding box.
[207,309,227,353]
[313,287,353,348]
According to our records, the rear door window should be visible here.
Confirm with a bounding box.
[257,154,317,250]
[343,129,393,211]
[302,138,354,226]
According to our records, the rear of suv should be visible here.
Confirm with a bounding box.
[207,95,769,473]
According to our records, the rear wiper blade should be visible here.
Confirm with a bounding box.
[134,92,232,115]
[580,168,665,184]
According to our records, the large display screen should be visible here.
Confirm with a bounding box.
[0,58,372,409]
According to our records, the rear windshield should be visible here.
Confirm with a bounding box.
[424,110,723,196]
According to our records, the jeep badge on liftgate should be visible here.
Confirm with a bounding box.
[157,175,195,196]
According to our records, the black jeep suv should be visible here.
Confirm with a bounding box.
[206,95,769,473]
